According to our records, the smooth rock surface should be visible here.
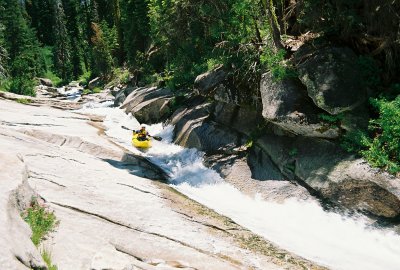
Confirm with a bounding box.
[121,87,173,124]
[0,99,318,270]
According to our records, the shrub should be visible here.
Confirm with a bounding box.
[260,49,297,81]
[361,97,400,174]
[22,200,58,246]
[343,97,400,174]
[41,249,58,270]
[8,77,36,96]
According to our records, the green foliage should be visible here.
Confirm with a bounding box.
[260,49,297,81]
[78,70,92,86]
[92,87,102,93]
[357,56,381,88]
[53,1,73,81]
[41,249,58,270]
[343,97,400,174]
[110,68,130,85]
[361,97,400,174]
[16,98,31,104]
[318,113,344,124]
[91,23,114,77]
[0,0,45,95]
[8,77,36,96]
[22,200,58,246]
[289,148,298,157]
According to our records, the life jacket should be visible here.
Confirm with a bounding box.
[137,129,148,137]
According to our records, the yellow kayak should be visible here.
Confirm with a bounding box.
[132,133,152,148]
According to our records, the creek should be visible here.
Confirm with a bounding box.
[81,103,400,270]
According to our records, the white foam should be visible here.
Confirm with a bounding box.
[86,106,400,270]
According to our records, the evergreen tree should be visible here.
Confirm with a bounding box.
[53,0,73,81]
[62,0,83,78]
[112,0,124,65]
[0,0,44,95]
[25,0,56,45]
[122,0,150,66]
[0,17,7,78]
[91,22,113,77]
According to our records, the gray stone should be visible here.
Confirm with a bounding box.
[38,78,53,87]
[256,134,400,218]
[296,46,367,114]
[260,72,340,139]
[121,87,173,124]
[194,66,227,96]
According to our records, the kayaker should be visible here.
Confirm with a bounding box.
[135,126,150,141]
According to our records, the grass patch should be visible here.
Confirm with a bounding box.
[41,249,58,270]
[16,98,31,104]
[22,200,58,246]
[92,87,102,93]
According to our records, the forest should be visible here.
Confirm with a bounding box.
[0,0,399,173]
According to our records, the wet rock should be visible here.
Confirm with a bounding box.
[256,134,400,218]
[296,46,366,114]
[260,71,340,139]
[121,87,173,124]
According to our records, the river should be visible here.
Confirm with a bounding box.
[81,103,400,270]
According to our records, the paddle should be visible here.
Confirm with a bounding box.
[121,126,163,141]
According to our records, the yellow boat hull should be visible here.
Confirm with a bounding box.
[132,134,152,148]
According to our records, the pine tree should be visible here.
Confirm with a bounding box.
[0,0,44,95]
[113,0,124,65]
[91,22,113,77]
[62,0,83,78]
[122,0,150,65]
[25,0,56,45]
[53,0,72,81]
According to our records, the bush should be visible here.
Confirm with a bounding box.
[22,200,58,246]
[361,97,400,174]
[8,77,36,96]
[343,97,400,174]
[260,49,297,81]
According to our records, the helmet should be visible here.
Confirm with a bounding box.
[140,126,146,130]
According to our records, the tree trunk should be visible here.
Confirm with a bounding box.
[263,0,285,51]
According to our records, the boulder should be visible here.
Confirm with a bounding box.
[194,65,227,96]
[88,77,102,90]
[260,72,340,139]
[38,78,53,87]
[121,87,173,124]
[114,86,137,106]
[171,98,246,152]
[212,102,262,136]
[256,134,400,218]
[296,46,366,115]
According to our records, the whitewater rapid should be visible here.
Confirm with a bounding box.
[80,104,400,270]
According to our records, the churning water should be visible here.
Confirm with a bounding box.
[81,104,400,270]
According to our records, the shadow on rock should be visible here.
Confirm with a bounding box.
[102,153,169,182]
